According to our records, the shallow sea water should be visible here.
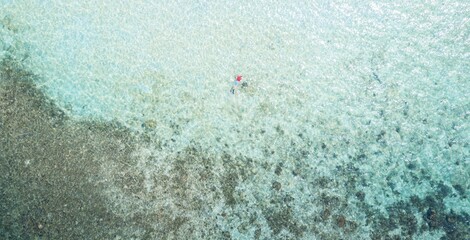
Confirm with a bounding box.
[1,1,469,239]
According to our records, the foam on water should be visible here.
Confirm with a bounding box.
[1,0,469,238]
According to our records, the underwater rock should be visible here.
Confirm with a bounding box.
[272,181,282,191]
[425,208,439,228]
[321,208,331,221]
[336,215,346,228]
[142,119,157,129]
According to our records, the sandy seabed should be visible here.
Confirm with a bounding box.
[1,56,469,239]
[1,1,469,239]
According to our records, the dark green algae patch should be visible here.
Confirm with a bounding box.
[0,59,140,239]
[1,58,469,239]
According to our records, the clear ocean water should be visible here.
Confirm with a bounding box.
[1,1,469,239]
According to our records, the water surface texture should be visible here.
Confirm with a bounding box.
[1,1,469,239]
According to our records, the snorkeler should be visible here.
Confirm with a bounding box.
[230,75,243,94]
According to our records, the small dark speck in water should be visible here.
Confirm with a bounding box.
[372,72,381,83]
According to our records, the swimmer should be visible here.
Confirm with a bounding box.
[230,74,243,94]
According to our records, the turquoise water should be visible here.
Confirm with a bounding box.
[1,1,469,239]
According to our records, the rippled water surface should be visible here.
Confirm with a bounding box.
[1,1,469,239]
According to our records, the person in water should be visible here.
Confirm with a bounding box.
[230,75,243,94]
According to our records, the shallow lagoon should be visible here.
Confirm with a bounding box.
[1,1,469,239]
